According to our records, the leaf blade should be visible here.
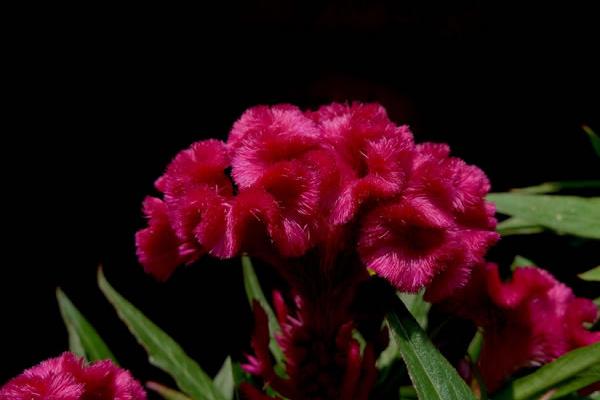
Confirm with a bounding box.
[386,298,476,400]
[214,357,235,400]
[56,288,117,363]
[496,217,544,236]
[97,269,225,400]
[578,266,600,282]
[494,342,600,400]
[488,194,600,239]
[241,255,285,367]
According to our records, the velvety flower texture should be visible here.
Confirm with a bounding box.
[136,102,498,297]
[0,352,146,400]
[440,263,600,392]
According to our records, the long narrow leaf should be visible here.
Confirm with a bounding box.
[494,342,600,400]
[496,217,544,236]
[241,255,285,366]
[56,288,117,363]
[386,298,476,400]
[398,290,431,329]
[98,269,225,400]
[550,362,600,398]
[488,194,600,239]
[379,291,430,371]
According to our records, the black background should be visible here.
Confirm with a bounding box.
[3,0,599,390]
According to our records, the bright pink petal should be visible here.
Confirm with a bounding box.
[439,263,600,392]
[135,197,191,281]
[156,139,232,197]
[229,104,321,188]
[0,353,146,400]
[358,197,458,292]
[310,102,415,223]
[408,144,495,225]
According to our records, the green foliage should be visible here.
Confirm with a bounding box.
[494,342,600,400]
[386,298,476,400]
[488,194,600,239]
[56,288,117,363]
[98,268,226,400]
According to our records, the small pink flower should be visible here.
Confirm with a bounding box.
[440,263,600,392]
[0,353,146,400]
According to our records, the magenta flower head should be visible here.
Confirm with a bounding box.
[0,352,146,400]
[440,263,600,392]
[135,102,497,298]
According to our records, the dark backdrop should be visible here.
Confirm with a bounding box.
[3,0,599,388]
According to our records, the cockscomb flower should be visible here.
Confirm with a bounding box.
[135,101,497,299]
[439,263,600,392]
[0,352,146,400]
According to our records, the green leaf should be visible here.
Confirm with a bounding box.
[241,255,285,367]
[579,266,600,282]
[487,194,600,239]
[98,269,225,400]
[378,291,431,371]
[398,290,431,329]
[549,362,600,398]
[386,298,476,400]
[467,329,483,362]
[56,288,117,363]
[583,125,600,158]
[510,255,536,271]
[511,180,600,194]
[214,357,234,400]
[146,382,192,400]
[399,385,419,399]
[494,342,600,400]
[496,217,544,236]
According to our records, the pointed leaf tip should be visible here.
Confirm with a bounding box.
[56,287,117,363]
[98,268,226,400]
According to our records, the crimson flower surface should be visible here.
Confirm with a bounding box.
[0,352,146,400]
[440,263,600,392]
[136,102,497,297]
